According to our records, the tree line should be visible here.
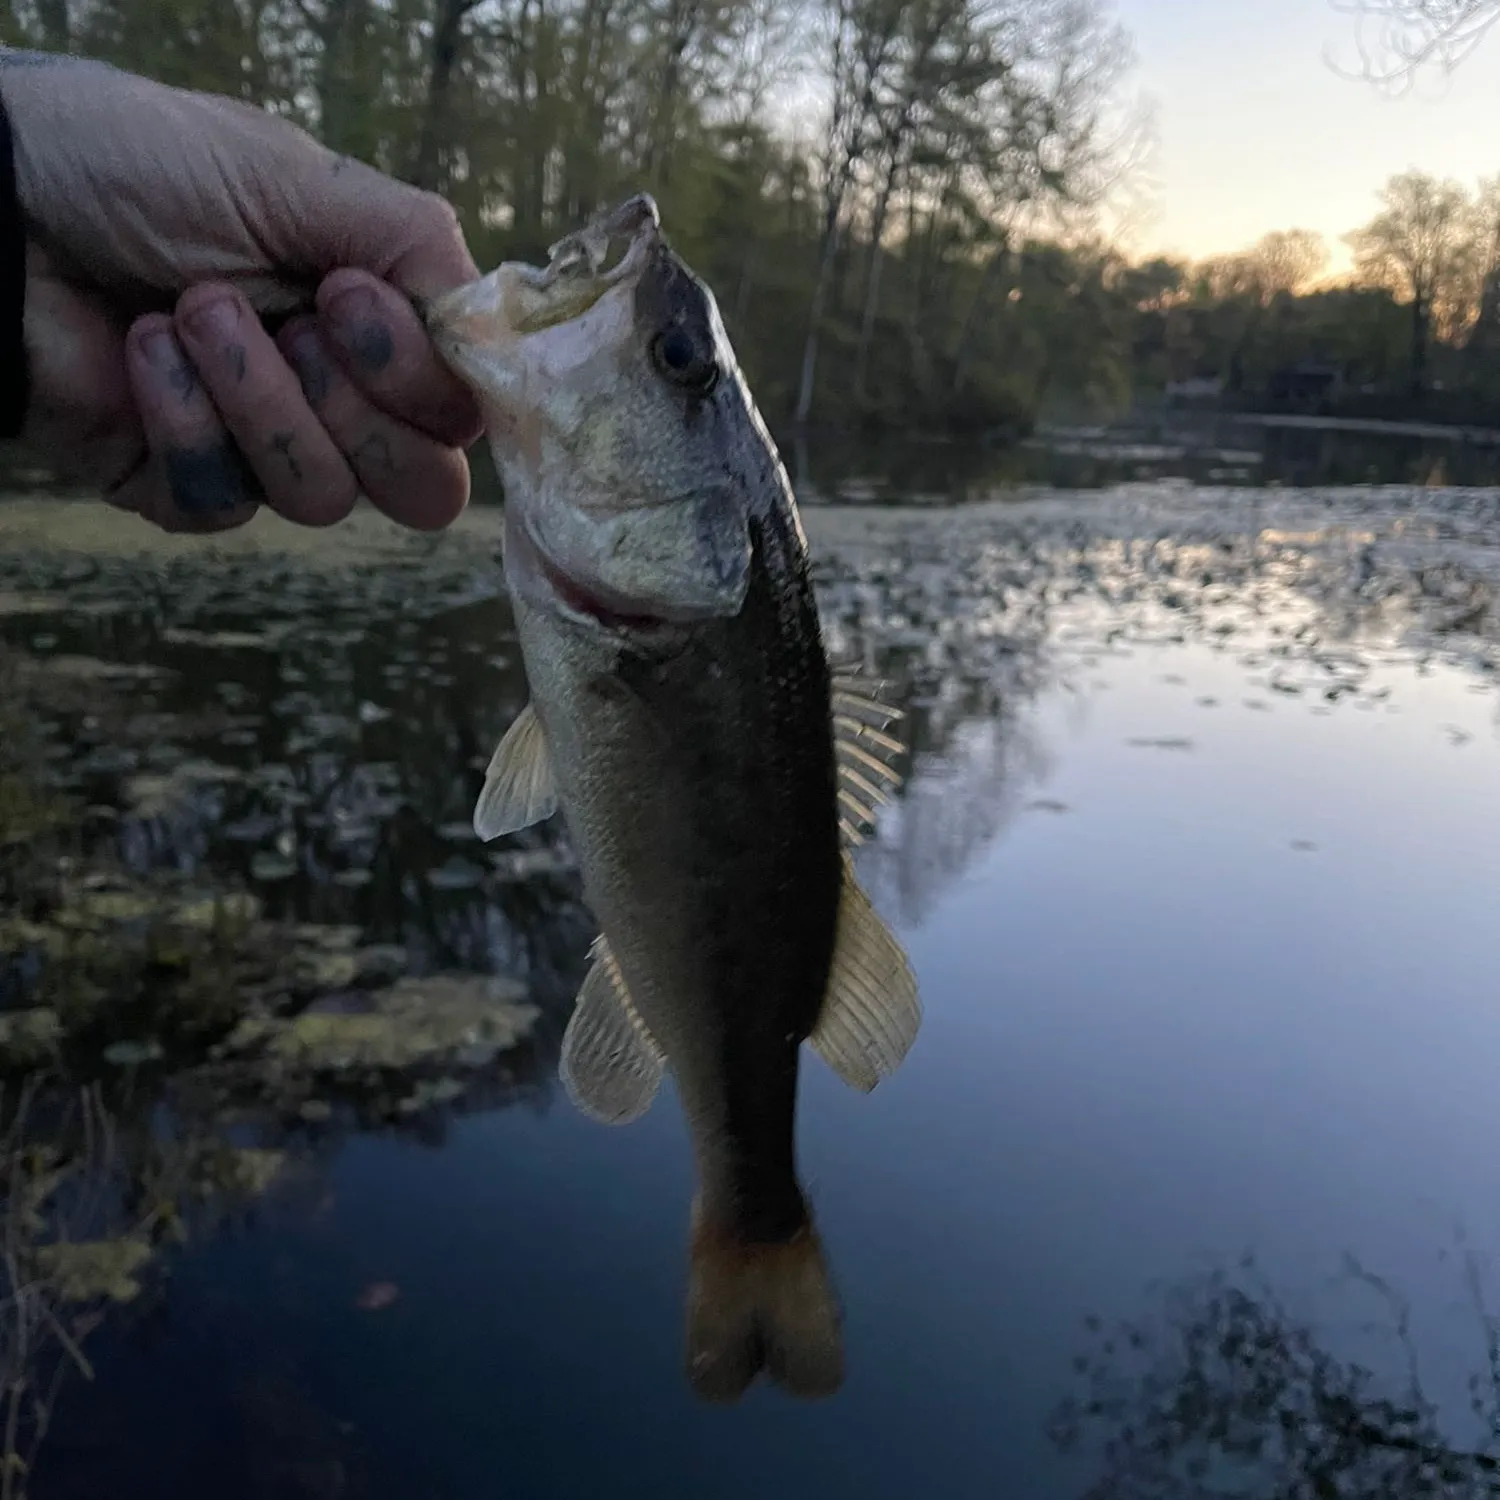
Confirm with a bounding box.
[2,1,1497,434]
[1133,172,1500,422]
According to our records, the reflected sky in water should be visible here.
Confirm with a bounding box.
[35,563,1500,1497]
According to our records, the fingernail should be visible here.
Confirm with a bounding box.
[283,324,333,405]
[323,286,395,373]
[183,296,241,343]
[135,325,201,401]
[165,442,261,516]
[136,326,179,366]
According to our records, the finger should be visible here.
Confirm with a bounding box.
[277,317,470,532]
[316,269,482,447]
[123,315,262,534]
[174,283,358,528]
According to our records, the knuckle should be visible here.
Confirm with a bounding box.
[411,189,463,243]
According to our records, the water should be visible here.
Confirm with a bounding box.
[3,483,1500,1497]
[8,413,1500,514]
[781,413,1500,503]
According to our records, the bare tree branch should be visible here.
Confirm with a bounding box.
[1326,0,1500,93]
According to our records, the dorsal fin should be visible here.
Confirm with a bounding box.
[809,855,921,1091]
[830,668,906,847]
[473,703,559,841]
[560,936,666,1124]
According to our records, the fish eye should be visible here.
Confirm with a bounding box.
[650,326,719,396]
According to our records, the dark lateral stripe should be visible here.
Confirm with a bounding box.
[0,88,27,439]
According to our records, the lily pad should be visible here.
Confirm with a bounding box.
[229,1147,286,1196]
[37,1237,154,1303]
[226,972,536,1074]
[172,892,263,931]
[0,1008,63,1063]
[425,858,484,891]
[103,1039,166,1067]
[161,627,281,650]
[250,852,298,882]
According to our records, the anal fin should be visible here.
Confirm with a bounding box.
[473,702,558,841]
[560,936,665,1124]
[809,855,921,1092]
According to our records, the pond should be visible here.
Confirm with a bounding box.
[2,477,1499,1498]
[780,413,1500,502]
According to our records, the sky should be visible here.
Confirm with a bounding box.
[1113,0,1500,271]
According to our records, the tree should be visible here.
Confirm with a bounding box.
[0,0,1149,431]
[411,0,486,191]
[1346,170,1477,398]
[1330,0,1500,90]
[1466,176,1500,376]
[793,0,907,426]
[1247,228,1329,300]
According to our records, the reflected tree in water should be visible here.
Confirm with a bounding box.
[0,1077,295,1500]
[818,544,1059,926]
[1053,1253,1500,1497]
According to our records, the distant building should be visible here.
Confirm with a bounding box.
[1267,361,1344,405]
[1164,375,1224,404]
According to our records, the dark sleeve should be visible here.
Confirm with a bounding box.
[0,90,27,440]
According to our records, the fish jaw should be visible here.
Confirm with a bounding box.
[502,501,747,636]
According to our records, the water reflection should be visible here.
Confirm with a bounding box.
[781,416,1500,503]
[1053,1250,1500,1496]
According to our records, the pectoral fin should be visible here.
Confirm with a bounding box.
[560,936,666,1124]
[473,703,558,841]
[831,671,905,848]
[810,858,921,1091]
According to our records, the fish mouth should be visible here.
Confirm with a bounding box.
[423,194,663,351]
[508,514,675,635]
[533,545,672,633]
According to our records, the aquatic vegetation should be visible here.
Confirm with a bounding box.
[223,973,537,1077]
[35,1238,154,1305]
[0,1081,293,1498]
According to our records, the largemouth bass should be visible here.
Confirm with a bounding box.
[424,195,921,1402]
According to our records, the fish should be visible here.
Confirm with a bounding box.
[423,194,921,1403]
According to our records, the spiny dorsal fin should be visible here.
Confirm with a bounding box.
[560,936,666,1125]
[473,702,559,841]
[830,668,906,847]
[809,856,921,1092]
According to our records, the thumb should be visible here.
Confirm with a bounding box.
[268,147,481,303]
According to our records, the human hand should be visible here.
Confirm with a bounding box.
[1,52,483,532]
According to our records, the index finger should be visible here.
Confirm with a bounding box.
[315,270,482,448]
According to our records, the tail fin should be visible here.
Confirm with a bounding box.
[685,1208,844,1403]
